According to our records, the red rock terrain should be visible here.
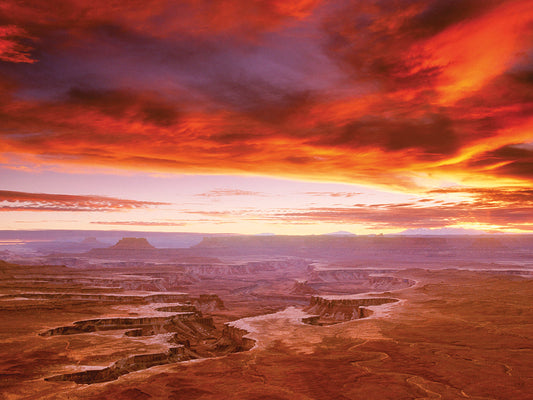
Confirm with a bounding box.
[35,269,528,400]
[0,236,532,399]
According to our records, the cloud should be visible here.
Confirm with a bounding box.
[308,113,459,158]
[322,0,531,102]
[428,186,533,206]
[90,221,187,227]
[67,88,180,127]
[195,188,265,197]
[0,25,36,63]
[402,0,505,39]
[0,190,168,212]
[184,186,533,230]
[304,192,362,198]
[0,0,532,192]
[466,143,533,181]
[271,199,532,230]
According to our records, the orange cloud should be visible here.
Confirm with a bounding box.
[0,0,532,194]
[185,186,533,231]
[418,0,533,104]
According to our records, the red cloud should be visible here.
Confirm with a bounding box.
[0,0,531,192]
[0,25,36,63]
[0,190,168,212]
[183,186,533,230]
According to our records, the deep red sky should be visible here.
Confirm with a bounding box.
[0,0,532,234]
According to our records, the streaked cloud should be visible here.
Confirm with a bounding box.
[184,186,533,231]
[195,188,266,197]
[0,0,532,233]
[0,190,168,212]
[0,25,36,63]
[91,221,187,227]
[304,192,362,198]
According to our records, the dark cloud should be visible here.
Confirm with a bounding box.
[67,87,180,127]
[467,145,533,180]
[0,0,531,192]
[322,0,440,90]
[198,76,315,123]
[311,113,458,157]
[403,0,505,38]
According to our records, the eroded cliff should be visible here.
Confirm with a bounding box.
[303,295,398,325]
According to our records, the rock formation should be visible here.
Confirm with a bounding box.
[303,295,398,325]
[39,292,251,385]
[290,280,318,295]
[212,324,255,353]
[110,237,155,250]
[46,346,193,384]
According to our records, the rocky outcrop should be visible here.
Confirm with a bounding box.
[155,304,198,313]
[192,294,225,311]
[5,292,224,307]
[367,276,415,290]
[43,316,254,384]
[1,292,189,303]
[290,280,318,295]
[154,295,225,313]
[303,296,398,325]
[39,294,253,385]
[305,267,415,292]
[39,313,205,337]
[46,346,192,384]
[110,237,155,250]
[46,322,257,384]
[142,294,190,303]
[308,269,370,282]
[212,325,255,353]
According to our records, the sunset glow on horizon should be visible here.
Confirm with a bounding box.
[1,0,532,234]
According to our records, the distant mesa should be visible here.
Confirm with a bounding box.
[109,237,155,250]
[81,237,104,246]
[323,231,356,236]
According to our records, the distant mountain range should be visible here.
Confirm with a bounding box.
[398,227,489,236]
[322,231,356,236]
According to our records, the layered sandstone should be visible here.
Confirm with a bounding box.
[303,295,398,325]
[46,346,192,384]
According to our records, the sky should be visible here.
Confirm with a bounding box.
[0,0,532,235]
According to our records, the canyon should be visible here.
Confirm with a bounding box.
[0,234,532,399]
